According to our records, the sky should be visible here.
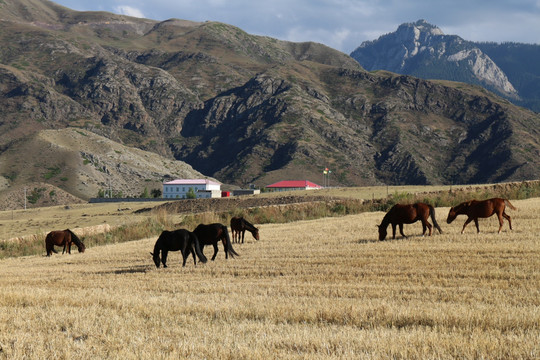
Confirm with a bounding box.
[52,0,540,53]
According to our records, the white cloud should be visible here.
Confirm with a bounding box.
[114,5,145,18]
[53,0,540,50]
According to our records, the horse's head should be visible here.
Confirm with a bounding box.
[150,252,160,268]
[253,228,260,241]
[77,242,86,253]
[446,207,457,224]
[377,225,387,241]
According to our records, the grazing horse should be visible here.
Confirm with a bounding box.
[447,198,517,234]
[150,229,207,268]
[45,229,85,256]
[230,217,260,243]
[193,223,239,260]
[378,203,442,241]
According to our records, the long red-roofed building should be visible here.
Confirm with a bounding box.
[266,180,322,192]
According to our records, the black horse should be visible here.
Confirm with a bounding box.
[150,229,207,268]
[193,223,239,261]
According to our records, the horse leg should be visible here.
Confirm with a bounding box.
[162,250,168,268]
[241,230,245,244]
[398,224,407,238]
[461,217,474,234]
[211,243,219,261]
[424,220,432,236]
[502,211,512,231]
[391,224,397,239]
[190,246,197,266]
[181,249,188,267]
[474,218,480,233]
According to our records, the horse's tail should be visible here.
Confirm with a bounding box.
[222,225,239,258]
[67,229,85,252]
[504,199,517,211]
[191,233,207,263]
[429,205,443,234]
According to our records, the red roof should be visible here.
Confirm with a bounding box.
[267,180,322,188]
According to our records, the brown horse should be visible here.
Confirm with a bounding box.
[230,217,259,243]
[447,198,517,234]
[193,223,239,260]
[45,229,85,256]
[378,203,442,241]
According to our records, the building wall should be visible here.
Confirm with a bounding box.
[163,184,207,199]
[198,190,222,199]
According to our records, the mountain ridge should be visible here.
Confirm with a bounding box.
[350,19,540,112]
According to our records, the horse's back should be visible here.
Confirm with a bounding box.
[471,198,501,216]
[158,229,190,251]
[388,203,418,223]
[194,223,226,243]
[46,230,66,245]
[230,217,242,230]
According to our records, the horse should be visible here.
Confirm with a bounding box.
[150,229,207,268]
[192,223,239,261]
[230,217,260,243]
[446,198,517,234]
[378,202,442,241]
[45,229,85,256]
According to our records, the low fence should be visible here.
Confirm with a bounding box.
[88,197,170,203]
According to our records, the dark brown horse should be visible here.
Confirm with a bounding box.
[230,217,259,243]
[447,198,517,234]
[150,229,207,268]
[193,223,239,260]
[378,203,442,241]
[45,229,85,256]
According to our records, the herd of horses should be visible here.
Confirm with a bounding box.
[44,198,517,266]
[377,197,516,240]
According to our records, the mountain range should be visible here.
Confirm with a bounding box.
[0,1,539,206]
[350,19,540,112]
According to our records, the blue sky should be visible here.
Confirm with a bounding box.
[53,0,540,53]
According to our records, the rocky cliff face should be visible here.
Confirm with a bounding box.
[351,20,519,100]
[1,3,539,195]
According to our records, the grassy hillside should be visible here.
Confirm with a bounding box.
[0,128,212,205]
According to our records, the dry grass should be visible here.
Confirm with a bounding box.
[0,201,171,241]
[0,199,539,359]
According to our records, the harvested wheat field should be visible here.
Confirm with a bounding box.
[1,198,539,359]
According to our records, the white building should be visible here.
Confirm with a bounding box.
[162,179,221,199]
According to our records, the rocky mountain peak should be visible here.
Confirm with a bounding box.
[351,20,519,99]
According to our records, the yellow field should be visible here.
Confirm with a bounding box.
[0,198,539,359]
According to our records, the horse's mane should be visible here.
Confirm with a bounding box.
[380,211,393,227]
[242,218,258,232]
[67,229,84,248]
[453,201,473,214]
[154,231,169,253]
